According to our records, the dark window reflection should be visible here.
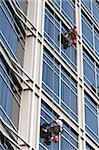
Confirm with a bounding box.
[0,57,21,129]
[0,1,25,67]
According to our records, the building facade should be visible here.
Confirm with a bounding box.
[0,0,99,150]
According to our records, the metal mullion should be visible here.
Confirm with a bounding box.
[96,66,99,92]
[97,105,99,141]
[94,59,97,92]
[59,62,61,106]
[59,56,61,150]
[53,0,60,11]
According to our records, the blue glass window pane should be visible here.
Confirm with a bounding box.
[11,96,20,129]
[48,67,53,89]
[65,47,71,58]
[62,0,75,23]
[61,137,69,149]
[61,74,70,87]
[85,99,97,114]
[62,130,70,140]
[45,5,54,20]
[44,48,53,62]
[1,81,7,110]
[85,92,97,111]
[10,28,17,55]
[71,92,77,114]
[61,81,70,106]
[94,29,99,55]
[71,46,77,65]
[92,1,99,22]
[42,62,47,83]
[54,73,59,96]
[1,9,11,42]
[0,76,3,104]
[82,18,93,47]
[6,89,12,118]
[55,26,60,47]
[85,107,98,135]
[70,128,78,140]
[44,16,54,40]
[94,36,99,55]
[0,57,21,129]
[83,59,95,86]
[82,0,91,11]
[39,145,46,150]
[54,0,60,5]
[96,66,99,92]
[42,62,53,89]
